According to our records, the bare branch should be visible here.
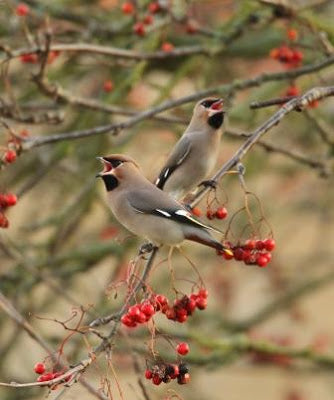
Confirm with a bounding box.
[22,57,334,149]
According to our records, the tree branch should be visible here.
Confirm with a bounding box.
[21,57,334,149]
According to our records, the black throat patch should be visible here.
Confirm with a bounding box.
[101,175,119,191]
[208,112,224,129]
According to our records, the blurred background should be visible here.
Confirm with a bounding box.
[0,0,334,399]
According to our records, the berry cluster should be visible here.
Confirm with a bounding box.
[270,46,303,68]
[145,362,190,386]
[270,28,303,69]
[121,300,155,328]
[34,362,71,386]
[121,290,208,328]
[1,129,29,167]
[219,238,275,268]
[164,290,208,323]
[20,51,60,64]
[0,193,17,228]
[121,1,198,38]
[121,1,163,37]
[206,206,228,220]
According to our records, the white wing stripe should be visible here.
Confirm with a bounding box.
[156,209,171,217]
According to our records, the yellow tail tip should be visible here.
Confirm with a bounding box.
[223,248,234,257]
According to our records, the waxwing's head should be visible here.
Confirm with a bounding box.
[96,154,141,191]
[192,98,225,130]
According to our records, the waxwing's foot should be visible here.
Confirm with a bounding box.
[200,179,217,189]
[139,242,155,256]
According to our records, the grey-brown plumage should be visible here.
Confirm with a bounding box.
[97,154,232,255]
[155,98,225,199]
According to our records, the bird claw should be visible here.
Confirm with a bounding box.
[200,179,217,189]
[139,242,155,255]
[183,203,193,212]
[237,162,246,175]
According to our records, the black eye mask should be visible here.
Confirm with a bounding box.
[103,158,123,168]
[101,174,119,191]
[110,160,123,168]
[200,99,219,108]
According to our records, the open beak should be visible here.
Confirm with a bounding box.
[96,157,112,178]
[210,98,224,111]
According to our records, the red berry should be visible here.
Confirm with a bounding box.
[198,288,208,299]
[37,373,53,382]
[262,252,272,262]
[292,50,303,63]
[206,209,215,220]
[161,42,174,52]
[244,239,256,250]
[176,342,189,355]
[287,28,298,41]
[170,364,179,378]
[215,207,228,219]
[122,2,135,14]
[0,214,9,228]
[233,247,244,261]
[256,255,269,267]
[136,312,147,323]
[128,305,140,318]
[140,302,155,317]
[177,313,188,323]
[34,362,46,375]
[286,85,300,97]
[196,297,207,310]
[143,14,153,25]
[178,372,191,384]
[145,369,152,379]
[103,80,113,92]
[308,99,319,108]
[133,22,145,36]
[148,1,160,13]
[186,298,196,313]
[269,48,279,59]
[4,194,17,207]
[264,238,275,251]
[242,250,254,264]
[279,46,294,62]
[165,308,176,320]
[255,240,265,250]
[155,294,168,307]
[0,195,6,207]
[20,53,38,63]
[191,207,202,217]
[152,374,162,385]
[121,314,136,327]
[16,3,29,16]
[223,251,234,260]
[4,150,17,163]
